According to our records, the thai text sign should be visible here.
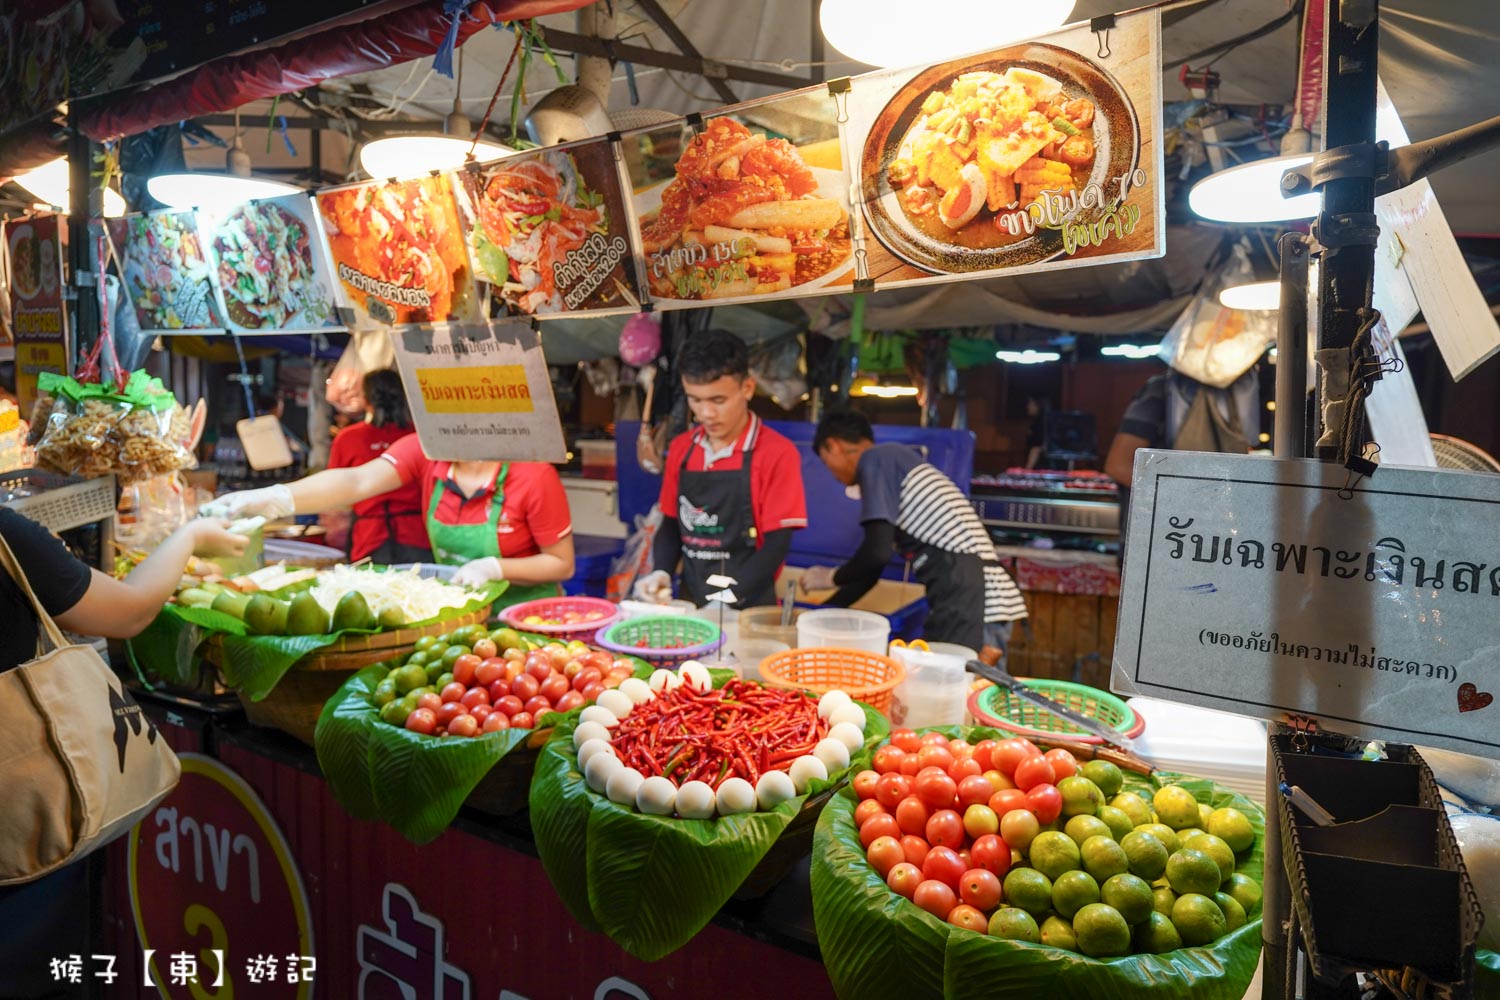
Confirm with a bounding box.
[1113,450,1500,761]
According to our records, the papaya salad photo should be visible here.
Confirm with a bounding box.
[210,198,337,331]
[110,211,225,331]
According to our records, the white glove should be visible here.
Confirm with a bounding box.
[799,565,838,593]
[452,557,505,588]
[633,570,673,604]
[201,484,295,520]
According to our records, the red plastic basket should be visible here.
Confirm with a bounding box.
[500,596,619,643]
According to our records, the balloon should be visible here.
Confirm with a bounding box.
[619,312,662,367]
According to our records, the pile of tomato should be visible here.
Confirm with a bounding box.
[521,610,609,626]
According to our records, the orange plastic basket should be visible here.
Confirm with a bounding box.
[758,647,906,716]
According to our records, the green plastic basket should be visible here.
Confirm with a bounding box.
[598,615,723,668]
[967,678,1144,744]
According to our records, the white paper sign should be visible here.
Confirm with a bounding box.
[389,319,566,463]
[1113,450,1500,761]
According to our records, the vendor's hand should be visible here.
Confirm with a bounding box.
[632,570,672,604]
[799,565,838,593]
[452,557,505,588]
[189,519,250,559]
[201,484,294,520]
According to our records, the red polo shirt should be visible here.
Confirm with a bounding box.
[658,414,808,545]
[380,435,573,559]
[328,422,429,560]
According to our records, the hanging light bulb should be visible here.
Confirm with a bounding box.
[358,47,512,180]
[1218,280,1282,311]
[148,111,302,211]
[1188,154,1318,224]
[819,0,1076,68]
[10,158,126,217]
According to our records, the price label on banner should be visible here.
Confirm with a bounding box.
[389,319,567,462]
[1113,450,1500,762]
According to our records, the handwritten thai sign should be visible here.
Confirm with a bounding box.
[388,319,565,463]
[1113,450,1500,762]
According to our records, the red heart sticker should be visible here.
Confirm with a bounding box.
[1457,682,1493,713]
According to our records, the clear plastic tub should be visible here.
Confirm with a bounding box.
[720,637,790,683]
[890,645,969,728]
[798,608,890,654]
[739,605,803,648]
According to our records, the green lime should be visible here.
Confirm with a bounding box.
[1096,806,1135,842]
[1182,832,1236,883]
[1079,760,1124,798]
[1111,791,1154,828]
[1081,835,1129,882]
[1136,823,1181,855]
[1101,873,1155,926]
[1199,802,1215,829]
[398,693,420,714]
[1073,903,1131,958]
[441,644,472,669]
[450,624,482,645]
[1175,827,1205,844]
[1121,830,1170,881]
[1214,891,1248,932]
[433,632,453,646]
[1166,848,1223,897]
[1134,911,1184,954]
[988,907,1041,942]
[1152,885,1178,916]
[1002,868,1054,917]
[435,672,455,691]
[404,650,430,668]
[1153,785,1202,830]
[491,627,524,652]
[424,661,447,683]
[1171,892,1228,946]
[372,680,398,708]
[1029,832,1082,881]
[392,664,429,694]
[1057,776,1105,818]
[413,635,440,653]
[1051,870,1100,919]
[1208,807,1257,853]
[1039,915,1079,952]
[1225,873,1263,917]
[1064,814,1112,846]
[379,700,411,727]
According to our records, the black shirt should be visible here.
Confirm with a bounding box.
[0,508,93,671]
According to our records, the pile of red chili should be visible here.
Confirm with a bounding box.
[609,679,827,789]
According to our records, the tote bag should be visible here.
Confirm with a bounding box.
[0,535,180,885]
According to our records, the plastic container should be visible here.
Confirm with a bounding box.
[889,644,969,728]
[797,608,890,654]
[1127,697,1267,804]
[500,596,619,643]
[759,647,905,716]
[739,605,803,648]
[719,637,789,683]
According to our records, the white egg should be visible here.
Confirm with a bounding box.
[572,720,611,749]
[679,661,712,692]
[635,775,678,815]
[579,705,618,729]
[618,677,654,705]
[675,780,717,819]
[596,689,634,719]
[605,767,645,806]
[828,721,866,753]
[813,737,852,775]
[715,777,757,816]
[584,752,623,793]
[788,755,829,794]
[648,669,681,693]
[755,770,797,810]
[817,689,853,719]
[576,738,613,770]
[827,702,867,731]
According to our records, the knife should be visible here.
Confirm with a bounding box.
[966,658,1139,754]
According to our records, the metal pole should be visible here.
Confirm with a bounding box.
[1274,234,1310,461]
[66,111,101,372]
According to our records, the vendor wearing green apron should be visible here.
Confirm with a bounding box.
[210,436,574,606]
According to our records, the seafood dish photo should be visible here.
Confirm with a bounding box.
[211,199,335,330]
[636,117,852,302]
[113,212,224,331]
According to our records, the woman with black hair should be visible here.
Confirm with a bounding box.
[326,369,432,564]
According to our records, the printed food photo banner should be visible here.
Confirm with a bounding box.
[199,195,341,333]
[5,214,69,414]
[107,211,226,333]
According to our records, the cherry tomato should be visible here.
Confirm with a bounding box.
[958,774,998,809]
[509,711,535,730]
[925,809,965,851]
[947,757,983,783]
[440,682,466,704]
[948,739,973,759]
[872,746,908,775]
[503,660,524,682]
[495,695,524,717]
[473,658,504,687]
[1013,755,1057,792]
[539,674,571,703]
[914,771,958,810]
[969,834,1012,878]
[448,714,479,739]
[875,773,913,810]
[415,692,443,713]
[920,731,951,747]
[487,675,511,701]
[405,708,437,735]
[988,788,1030,818]
[1044,747,1079,780]
[854,798,888,828]
[895,795,931,837]
[523,695,552,718]
[866,836,905,879]
[471,638,498,660]
[916,744,956,773]
[992,738,1035,777]
[947,903,989,932]
[971,740,1000,772]
[526,659,553,683]
[984,769,1016,792]
[573,668,603,693]
[859,813,902,849]
[585,651,615,673]
[853,769,881,800]
[470,704,492,724]
[460,687,491,711]
[563,660,583,680]
[958,868,1003,911]
[899,754,924,777]
[1025,783,1063,824]
[913,880,958,918]
[510,673,540,701]
[452,654,482,685]
[921,846,966,891]
[963,804,1000,839]
[886,862,923,899]
[889,728,923,754]
[900,834,931,868]
[580,682,606,702]
[435,701,466,727]
[554,690,585,714]
[481,712,510,733]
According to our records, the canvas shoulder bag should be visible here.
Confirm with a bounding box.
[0,535,180,885]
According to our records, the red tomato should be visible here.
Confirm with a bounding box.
[503,661,524,682]
[900,835,931,868]
[526,659,553,682]
[539,674,571,703]
[921,846,967,891]
[523,695,553,717]
[991,738,1033,777]
[859,813,902,849]
[416,692,443,713]
[470,704,492,724]
[916,765,948,782]
[925,809,965,851]
[958,849,972,869]
[958,868,1003,911]
[580,682,606,702]
[606,667,633,686]
[573,668,603,693]
[984,769,1016,792]
[899,754,924,777]
[1044,747,1079,780]
[585,650,615,673]
[481,712,510,733]
[853,770,881,800]
[460,687,490,710]
[1013,755,1057,792]
[440,682,466,704]
[405,708,437,735]
[471,638,498,660]
[486,677,511,703]
[969,834,1012,878]
[948,739,973,759]
[495,695,524,717]
[988,788,1030,818]
[947,757,983,783]
[854,798,888,828]
[563,660,583,680]
[889,728,922,754]
[886,862,923,899]
[452,654,482,685]
[509,711,535,730]
[448,714,479,739]
[914,771,958,811]
[920,731,951,747]
[511,673,540,701]
[895,795,931,837]
[866,836,905,878]
[546,645,571,669]
[874,773,913,810]
[916,744,956,773]
[971,740,1000,772]
[1025,783,1063,824]
[913,880,958,918]
[958,774,998,809]
[435,702,467,728]
[948,903,989,932]
[554,690,585,714]
[872,746,907,775]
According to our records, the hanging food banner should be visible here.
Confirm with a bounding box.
[455,139,642,317]
[107,211,227,333]
[388,319,566,463]
[200,195,341,333]
[622,87,855,309]
[5,214,69,414]
[843,10,1163,289]
[316,175,482,328]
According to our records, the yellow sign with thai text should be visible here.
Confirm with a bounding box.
[414,364,535,415]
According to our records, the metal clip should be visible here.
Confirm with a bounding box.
[853,277,875,293]
[1284,713,1320,753]
[826,76,852,96]
[1090,15,1116,59]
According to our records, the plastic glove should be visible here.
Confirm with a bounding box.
[201,484,295,520]
[798,565,838,593]
[452,557,505,588]
[633,570,672,604]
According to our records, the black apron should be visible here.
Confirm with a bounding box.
[902,530,991,651]
[675,432,774,608]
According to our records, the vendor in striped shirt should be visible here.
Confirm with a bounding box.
[802,411,1027,653]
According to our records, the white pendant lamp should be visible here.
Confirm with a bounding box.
[1218,280,1282,311]
[1188,154,1319,224]
[148,127,302,211]
[10,157,127,217]
[819,0,1076,68]
[358,47,512,180]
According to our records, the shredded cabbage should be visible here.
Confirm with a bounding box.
[306,565,477,624]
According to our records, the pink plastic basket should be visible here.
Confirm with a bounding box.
[500,596,620,643]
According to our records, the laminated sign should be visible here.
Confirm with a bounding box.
[389,319,565,463]
[1114,450,1500,762]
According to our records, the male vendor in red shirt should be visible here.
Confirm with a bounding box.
[634,330,806,608]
